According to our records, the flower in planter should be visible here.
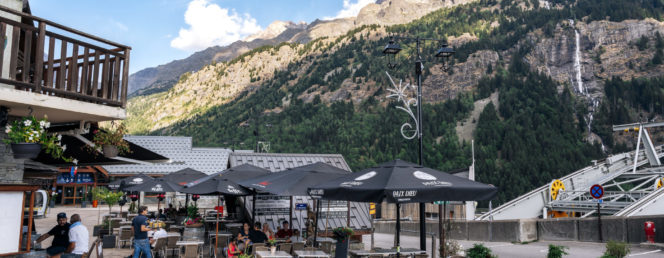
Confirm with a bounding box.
[89,122,131,155]
[5,116,71,161]
[332,227,354,242]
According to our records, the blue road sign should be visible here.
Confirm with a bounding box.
[590,184,604,199]
[295,203,307,210]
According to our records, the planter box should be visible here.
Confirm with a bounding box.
[11,143,41,159]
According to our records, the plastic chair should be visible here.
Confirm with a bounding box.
[181,244,201,258]
[291,242,305,254]
[278,243,292,254]
[165,235,181,257]
[117,228,133,248]
[151,237,167,257]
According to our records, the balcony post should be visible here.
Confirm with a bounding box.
[33,21,45,92]
[121,48,130,107]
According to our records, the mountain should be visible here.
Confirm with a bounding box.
[126,0,664,205]
[127,0,472,97]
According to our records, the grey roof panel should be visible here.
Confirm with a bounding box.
[233,153,369,232]
[103,136,231,175]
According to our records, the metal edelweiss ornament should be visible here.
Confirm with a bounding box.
[385,71,418,140]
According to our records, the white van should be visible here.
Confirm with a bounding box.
[24,190,48,218]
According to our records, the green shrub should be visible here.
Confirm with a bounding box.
[601,241,630,258]
[466,243,497,258]
[547,244,568,258]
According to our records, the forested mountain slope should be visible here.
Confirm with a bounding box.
[127,0,664,205]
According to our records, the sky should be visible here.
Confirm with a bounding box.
[29,0,375,74]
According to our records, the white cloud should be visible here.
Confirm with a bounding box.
[324,0,376,20]
[171,0,262,51]
[110,19,128,32]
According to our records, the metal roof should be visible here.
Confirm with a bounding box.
[229,152,351,172]
[103,136,231,175]
[231,152,370,232]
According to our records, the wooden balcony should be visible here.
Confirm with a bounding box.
[0,5,130,109]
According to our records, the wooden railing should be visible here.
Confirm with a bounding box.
[0,5,131,107]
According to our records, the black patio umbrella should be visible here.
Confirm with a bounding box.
[181,178,252,254]
[185,164,271,187]
[308,159,498,256]
[238,162,348,196]
[108,173,153,191]
[238,162,351,248]
[124,177,183,193]
[125,177,183,214]
[181,178,251,196]
[163,168,208,186]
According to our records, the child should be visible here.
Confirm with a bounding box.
[227,237,241,258]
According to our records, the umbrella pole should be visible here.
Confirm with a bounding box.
[396,203,401,258]
[251,193,256,224]
[216,194,220,257]
[313,199,320,248]
[289,196,293,228]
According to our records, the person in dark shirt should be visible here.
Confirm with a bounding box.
[36,212,70,258]
[132,206,152,258]
[275,221,293,239]
[157,209,167,220]
[249,222,268,243]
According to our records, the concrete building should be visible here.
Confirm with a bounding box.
[0,0,133,254]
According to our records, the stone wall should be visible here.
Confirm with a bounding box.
[374,215,664,244]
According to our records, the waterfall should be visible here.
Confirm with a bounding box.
[573,29,584,94]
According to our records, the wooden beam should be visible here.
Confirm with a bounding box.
[8,26,19,80]
[27,191,35,251]
[22,28,32,83]
[33,22,46,92]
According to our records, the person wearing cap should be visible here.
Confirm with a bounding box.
[36,212,70,258]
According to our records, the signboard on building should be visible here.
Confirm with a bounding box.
[57,173,94,184]
[255,193,290,215]
[295,203,307,210]
[320,200,348,218]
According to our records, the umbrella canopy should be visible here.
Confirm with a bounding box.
[108,173,153,191]
[185,164,270,188]
[309,159,498,203]
[34,131,170,167]
[181,177,251,195]
[124,178,182,193]
[162,168,208,186]
[238,162,349,196]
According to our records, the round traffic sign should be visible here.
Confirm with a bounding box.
[590,184,604,199]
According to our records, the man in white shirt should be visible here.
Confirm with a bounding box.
[62,214,89,258]
[151,227,168,248]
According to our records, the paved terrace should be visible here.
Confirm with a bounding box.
[34,206,664,257]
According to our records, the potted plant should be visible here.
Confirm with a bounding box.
[90,122,130,158]
[332,227,353,258]
[91,187,124,246]
[4,116,71,160]
[183,205,203,228]
[267,238,277,254]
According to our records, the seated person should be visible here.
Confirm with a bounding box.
[262,223,275,240]
[36,212,70,258]
[275,221,293,239]
[237,222,253,249]
[227,237,242,258]
[290,229,301,243]
[157,209,167,220]
[151,227,168,248]
[250,222,268,243]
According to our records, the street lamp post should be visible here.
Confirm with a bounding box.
[383,36,455,254]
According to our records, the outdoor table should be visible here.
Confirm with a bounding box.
[256,250,293,258]
[224,222,242,228]
[170,225,184,232]
[208,232,232,254]
[294,250,330,257]
[167,232,181,238]
[120,221,132,226]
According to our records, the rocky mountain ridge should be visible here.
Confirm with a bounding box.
[128,0,473,97]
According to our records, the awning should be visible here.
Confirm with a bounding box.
[32,131,170,167]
